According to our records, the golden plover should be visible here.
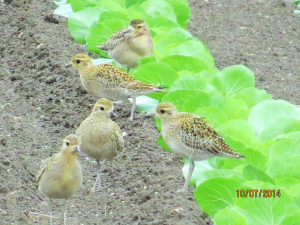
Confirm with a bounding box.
[37,134,83,225]
[155,102,245,192]
[76,98,124,192]
[71,54,165,120]
[97,19,153,71]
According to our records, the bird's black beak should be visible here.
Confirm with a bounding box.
[65,63,72,68]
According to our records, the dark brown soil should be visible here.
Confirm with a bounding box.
[0,0,299,224]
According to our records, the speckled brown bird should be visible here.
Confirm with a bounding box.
[76,98,124,192]
[71,54,165,120]
[37,134,83,225]
[155,102,245,192]
[97,19,153,71]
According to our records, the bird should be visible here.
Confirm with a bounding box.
[76,98,124,192]
[37,134,83,225]
[97,19,153,71]
[155,102,245,192]
[70,53,166,120]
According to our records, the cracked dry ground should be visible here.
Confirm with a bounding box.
[0,0,299,224]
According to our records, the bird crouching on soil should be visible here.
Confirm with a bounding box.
[97,19,153,71]
[155,102,245,192]
[37,134,83,225]
[70,54,166,120]
[76,98,124,192]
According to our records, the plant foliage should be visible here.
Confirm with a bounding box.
[53,0,300,224]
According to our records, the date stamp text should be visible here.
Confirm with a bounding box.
[236,189,281,198]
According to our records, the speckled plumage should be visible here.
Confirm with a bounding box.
[155,102,244,192]
[37,134,83,225]
[76,98,124,192]
[71,54,165,120]
[97,19,153,70]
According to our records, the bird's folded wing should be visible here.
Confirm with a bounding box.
[178,115,221,155]
[98,28,131,50]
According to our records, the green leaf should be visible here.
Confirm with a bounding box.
[235,184,298,225]
[168,75,219,93]
[194,107,229,127]
[216,120,259,150]
[151,26,192,38]
[138,56,157,65]
[157,135,171,152]
[193,169,241,187]
[281,214,300,225]
[243,165,275,184]
[242,149,268,172]
[161,55,210,73]
[212,65,255,97]
[211,157,246,170]
[214,208,247,225]
[164,0,191,28]
[130,61,178,100]
[131,61,178,86]
[69,0,101,12]
[248,100,300,138]
[54,3,73,18]
[232,87,273,108]
[144,14,179,28]
[196,68,220,81]
[86,18,128,55]
[194,177,243,217]
[218,98,249,120]
[135,95,159,114]
[54,0,68,7]
[260,117,300,142]
[67,7,104,43]
[266,139,300,181]
[162,90,223,112]
[97,10,130,21]
[277,131,300,140]
[95,0,123,11]
[166,27,192,37]
[165,38,214,67]
[153,34,186,57]
[141,0,177,23]
[125,0,147,8]
[276,178,300,187]
[182,160,214,186]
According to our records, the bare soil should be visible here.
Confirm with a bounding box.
[0,0,299,224]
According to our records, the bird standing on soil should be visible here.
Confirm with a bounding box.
[76,98,124,192]
[97,19,153,71]
[155,102,245,192]
[71,54,165,120]
[37,134,83,225]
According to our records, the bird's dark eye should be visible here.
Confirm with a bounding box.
[66,142,69,146]
[138,26,142,29]
[160,109,166,113]
[100,107,105,111]
[76,59,80,64]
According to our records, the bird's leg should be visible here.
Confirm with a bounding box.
[178,160,195,192]
[91,160,106,192]
[48,198,53,225]
[127,68,130,73]
[62,199,68,225]
[129,97,136,121]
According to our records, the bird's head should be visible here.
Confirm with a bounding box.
[92,98,114,116]
[61,134,80,154]
[155,102,178,121]
[70,54,93,72]
[129,19,150,36]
